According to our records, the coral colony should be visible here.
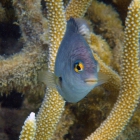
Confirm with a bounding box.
[0,0,139,140]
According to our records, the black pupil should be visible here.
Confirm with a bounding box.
[77,64,81,70]
[59,77,62,82]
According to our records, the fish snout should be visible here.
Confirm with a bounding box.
[84,77,98,85]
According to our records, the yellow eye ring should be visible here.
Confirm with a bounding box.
[74,61,84,73]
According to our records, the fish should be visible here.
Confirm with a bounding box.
[38,18,107,103]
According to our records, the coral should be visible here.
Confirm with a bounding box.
[65,0,92,20]
[0,0,47,95]
[93,53,121,93]
[0,90,41,140]
[64,87,118,140]
[53,0,140,139]
[52,103,74,140]
[87,0,124,49]
[19,112,36,140]
[116,103,140,140]
[86,0,140,139]
[35,0,66,139]
[87,0,124,73]
[35,0,100,139]
[0,0,140,140]
[34,0,139,139]
[87,33,112,65]
[112,0,132,23]
[35,89,65,140]
[45,0,66,72]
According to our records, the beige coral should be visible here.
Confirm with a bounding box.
[34,0,97,139]
[93,53,121,93]
[87,0,124,73]
[1,0,139,139]
[19,112,36,140]
[86,0,140,139]
[0,0,47,95]
[35,0,66,139]
[65,0,92,20]
[87,33,112,66]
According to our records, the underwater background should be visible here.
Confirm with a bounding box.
[0,0,140,140]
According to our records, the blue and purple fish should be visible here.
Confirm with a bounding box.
[39,18,106,103]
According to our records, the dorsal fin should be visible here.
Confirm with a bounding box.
[75,18,90,36]
[67,17,79,33]
[67,17,90,36]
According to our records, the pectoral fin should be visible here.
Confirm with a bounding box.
[38,70,57,89]
[97,71,109,85]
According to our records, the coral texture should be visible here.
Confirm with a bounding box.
[86,0,140,139]
[65,0,92,20]
[19,112,36,140]
[0,0,140,140]
[0,0,47,95]
[35,0,66,139]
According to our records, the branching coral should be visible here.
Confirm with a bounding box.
[35,0,98,139]
[87,33,112,66]
[19,112,36,140]
[87,0,124,73]
[1,0,140,139]
[86,0,140,139]
[0,0,47,95]
[93,53,121,93]
[35,0,66,139]
[65,0,92,20]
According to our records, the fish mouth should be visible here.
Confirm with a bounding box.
[84,78,98,85]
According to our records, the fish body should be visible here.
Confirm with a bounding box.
[38,18,106,103]
[54,18,100,103]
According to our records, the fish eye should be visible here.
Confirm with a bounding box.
[74,61,84,73]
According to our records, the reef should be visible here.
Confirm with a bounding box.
[0,0,140,140]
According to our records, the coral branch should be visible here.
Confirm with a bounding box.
[93,53,121,93]
[46,0,66,72]
[35,90,65,140]
[0,0,47,95]
[35,0,66,139]
[87,0,124,73]
[19,112,36,140]
[65,0,92,20]
[88,33,112,66]
[86,0,140,139]
[2,0,138,139]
